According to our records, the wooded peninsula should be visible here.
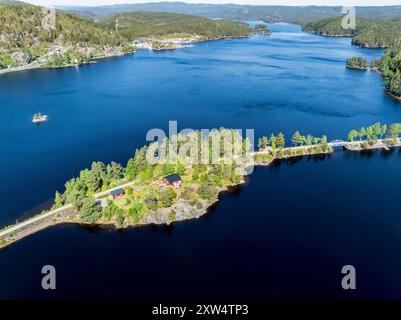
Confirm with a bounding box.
[2,123,401,248]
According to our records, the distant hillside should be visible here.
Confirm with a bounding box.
[0,0,23,4]
[0,3,121,50]
[302,17,372,37]
[101,11,251,40]
[0,3,252,71]
[352,18,401,48]
[0,3,122,69]
[303,16,401,48]
[60,2,401,25]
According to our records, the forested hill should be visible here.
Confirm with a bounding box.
[0,3,121,67]
[0,3,251,70]
[60,2,401,25]
[380,45,401,99]
[302,17,372,37]
[303,16,401,48]
[352,18,401,48]
[101,12,251,40]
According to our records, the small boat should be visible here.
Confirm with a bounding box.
[32,113,48,123]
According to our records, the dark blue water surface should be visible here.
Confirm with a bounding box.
[1,23,401,299]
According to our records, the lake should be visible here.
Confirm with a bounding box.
[0,23,400,299]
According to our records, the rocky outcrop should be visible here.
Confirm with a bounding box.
[10,51,29,65]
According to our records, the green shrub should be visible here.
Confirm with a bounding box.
[80,198,102,224]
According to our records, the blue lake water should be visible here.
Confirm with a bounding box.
[1,24,401,299]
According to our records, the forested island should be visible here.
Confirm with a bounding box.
[253,24,271,35]
[346,56,369,70]
[0,3,251,73]
[2,123,401,248]
[43,123,401,230]
[0,127,334,247]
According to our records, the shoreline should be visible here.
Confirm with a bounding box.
[384,89,401,102]
[0,34,252,77]
[0,50,136,76]
[302,30,353,38]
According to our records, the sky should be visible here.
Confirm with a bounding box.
[23,0,401,8]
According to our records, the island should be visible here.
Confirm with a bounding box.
[253,24,272,35]
[345,49,401,101]
[346,56,370,70]
[1,123,401,249]
[303,16,401,101]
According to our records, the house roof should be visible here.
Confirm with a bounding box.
[110,188,125,196]
[164,174,181,183]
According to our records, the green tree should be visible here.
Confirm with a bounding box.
[158,187,177,208]
[372,122,382,139]
[80,198,102,224]
[162,162,176,176]
[125,146,148,180]
[53,191,64,209]
[145,196,158,211]
[116,211,125,228]
[128,201,146,224]
[270,134,277,151]
[176,162,186,176]
[103,201,115,221]
[68,189,86,209]
[110,161,123,179]
[358,127,366,140]
[348,129,358,142]
[125,186,133,196]
[276,133,285,149]
[198,182,218,201]
[321,135,328,147]
[305,134,313,146]
[292,131,304,146]
[257,136,269,150]
[366,126,374,141]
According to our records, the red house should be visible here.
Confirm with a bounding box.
[110,188,125,199]
[159,174,182,189]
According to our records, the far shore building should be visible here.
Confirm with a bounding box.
[110,188,125,199]
[159,174,182,189]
